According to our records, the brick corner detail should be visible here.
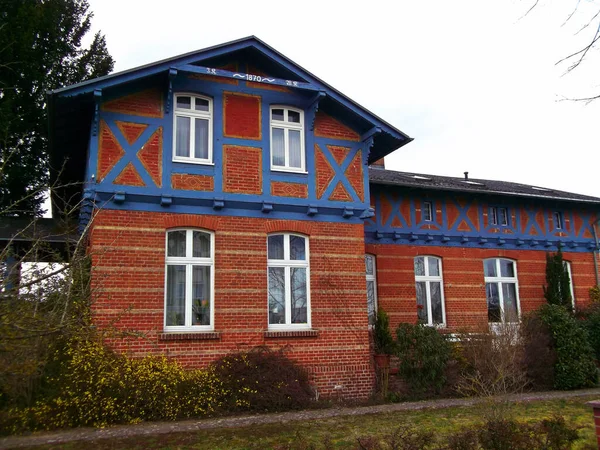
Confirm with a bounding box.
[159,332,221,341]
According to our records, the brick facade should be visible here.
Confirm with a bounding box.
[366,243,598,332]
[89,209,374,400]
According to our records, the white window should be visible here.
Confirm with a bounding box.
[270,106,305,172]
[484,258,520,324]
[165,229,214,331]
[490,207,498,225]
[564,260,575,307]
[173,94,213,164]
[423,202,433,222]
[414,256,446,326]
[267,233,310,328]
[554,211,563,230]
[499,207,508,226]
[365,254,378,326]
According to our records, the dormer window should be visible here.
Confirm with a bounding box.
[554,211,563,230]
[423,201,433,222]
[173,94,213,164]
[270,106,305,172]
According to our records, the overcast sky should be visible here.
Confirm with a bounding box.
[86,0,600,197]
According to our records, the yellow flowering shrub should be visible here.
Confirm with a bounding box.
[0,341,314,434]
[1,338,228,433]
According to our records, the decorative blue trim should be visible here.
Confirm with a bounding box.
[92,89,102,136]
[343,207,354,218]
[161,195,172,207]
[213,199,224,210]
[364,231,596,253]
[113,192,126,204]
[262,202,273,213]
[307,205,318,216]
[166,68,177,114]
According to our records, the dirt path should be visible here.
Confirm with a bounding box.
[1,388,599,449]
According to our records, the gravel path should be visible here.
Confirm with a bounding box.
[1,388,599,449]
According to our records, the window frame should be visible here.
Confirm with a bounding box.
[266,233,311,330]
[423,201,433,222]
[164,228,215,332]
[269,105,306,173]
[490,207,498,226]
[172,93,214,165]
[414,255,447,327]
[553,211,563,230]
[498,207,509,226]
[564,260,575,308]
[483,258,521,324]
[365,254,378,326]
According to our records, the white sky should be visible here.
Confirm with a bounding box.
[86,0,600,198]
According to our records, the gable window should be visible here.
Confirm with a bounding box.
[165,229,214,331]
[365,254,378,326]
[270,106,305,172]
[173,94,213,164]
[490,207,508,226]
[490,207,498,225]
[267,233,310,328]
[498,208,508,226]
[554,211,563,230]
[423,202,433,222]
[414,256,446,326]
[484,258,520,324]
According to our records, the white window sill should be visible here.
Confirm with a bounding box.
[172,159,215,166]
[270,167,308,175]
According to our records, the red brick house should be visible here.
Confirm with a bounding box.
[47,37,600,399]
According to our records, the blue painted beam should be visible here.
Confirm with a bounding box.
[175,64,321,91]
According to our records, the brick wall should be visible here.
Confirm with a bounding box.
[171,174,214,191]
[222,145,262,194]
[365,243,598,332]
[223,92,262,140]
[102,88,163,118]
[89,209,374,400]
[314,111,360,142]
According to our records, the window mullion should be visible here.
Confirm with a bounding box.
[284,129,289,168]
[185,263,192,328]
[425,280,433,326]
[285,265,292,325]
[189,116,195,159]
[498,281,505,324]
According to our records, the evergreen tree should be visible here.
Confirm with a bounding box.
[543,247,573,311]
[0,0,114,216]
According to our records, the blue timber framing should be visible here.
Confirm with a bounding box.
[83,67,373,225]
[366,184,600,252]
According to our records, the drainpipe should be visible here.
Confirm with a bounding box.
[593,219,599,287]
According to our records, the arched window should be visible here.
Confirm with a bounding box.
[164,229,214,330]
[365,254,378,326]
[414,256,446,326]
[270,106,305,172]
[267,233,310,328]
[172,93,213,164]
[483,258,520,324]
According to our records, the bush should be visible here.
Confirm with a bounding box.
[212,346,313,412]
[0,338,227,433]
[395,323,452,393]
[521,314,557,390]
[590,285,600,304]
[578,303,600,361]
[456,326,528,397]
[538,304,598,390]
[0,341,314,434]
[373,309,395,354]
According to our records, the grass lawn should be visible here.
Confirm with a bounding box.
[24,396,598,450]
